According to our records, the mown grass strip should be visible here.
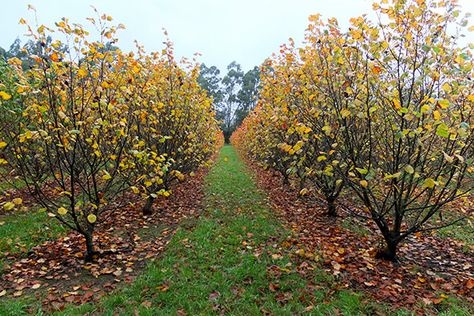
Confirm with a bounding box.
[2,145,472,315]
[57,145,382,315]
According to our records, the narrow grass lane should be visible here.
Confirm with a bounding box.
[61,145,380,315]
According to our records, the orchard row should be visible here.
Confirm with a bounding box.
[0,11,223,260]
[232,0,474,260]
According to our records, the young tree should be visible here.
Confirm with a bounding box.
[233,0,473,261]
[337,0,474,260]
[1,13,140,261]
[129,43,220,215]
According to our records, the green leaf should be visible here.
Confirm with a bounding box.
[436,123,449,138]
[356,167,368,175]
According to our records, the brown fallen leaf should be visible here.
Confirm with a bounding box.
[142,301,152,308]
[364,281,377,287]
[156,284,169,292]
[208,291,220,301]
[466,278,474,290]
[269,283,280,292]
[271,253,283,260]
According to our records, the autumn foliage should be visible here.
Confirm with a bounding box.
[232,0,474,261]
[0,10,220,260]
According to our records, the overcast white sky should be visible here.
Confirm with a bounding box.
[1,0,473,72]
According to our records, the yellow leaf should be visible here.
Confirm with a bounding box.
[469,25,474,32]
[384,172,401,180]
[87,214,97,224]
[299,188,309,196]
[441,83,451,93]
[317,155,327,162]
[57,207,68,215]
[420,105,430,113]
[360,180,368,188]
[0,141,7,149]
[392,98,401,109]
[3,202,15,211]
[0,91,12,100]
[295,248,305,256]
[12,198,23,205]
[322,125,331,135]
[404,165,414,174]
[423,178,436,189]
[77,68,87,78]
[340,109,351,118]
[437,99,449,109]
[102,172,112,180]
[433,110,441,121]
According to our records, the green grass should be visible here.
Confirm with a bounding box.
[55,145,382,315]
[0,209,66,274]
[436,218,474,252]
[0,169,27,194]
[1,145,472,315]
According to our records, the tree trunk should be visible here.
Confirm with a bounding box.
[298,179,305,191]
[143,196,155,216]
[84,232,97,262]
[326,197,337,217]
[376,239,399,262]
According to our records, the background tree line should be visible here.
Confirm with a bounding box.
[198,62,260,143]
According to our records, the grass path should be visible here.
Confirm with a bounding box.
[1,145,471,315]
[2,145,393,315]
[59,145,379,315]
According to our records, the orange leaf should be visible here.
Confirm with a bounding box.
[50,52,60,62]
[466,278,474,290]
